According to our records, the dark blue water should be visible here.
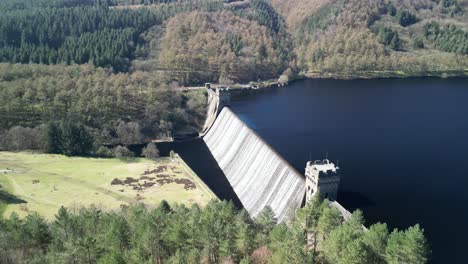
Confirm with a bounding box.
[230,78,468,264]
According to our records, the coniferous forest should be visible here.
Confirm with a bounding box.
[0,196,429,264]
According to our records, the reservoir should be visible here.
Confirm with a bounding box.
[229,77,468,264]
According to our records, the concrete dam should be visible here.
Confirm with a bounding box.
[203,107,305,221]
[194,87,349,222]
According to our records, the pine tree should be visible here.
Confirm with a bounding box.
[362,223,389,264]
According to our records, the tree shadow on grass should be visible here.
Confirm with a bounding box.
[0,190,27,205]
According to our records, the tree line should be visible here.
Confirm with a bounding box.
[0,195,429,264]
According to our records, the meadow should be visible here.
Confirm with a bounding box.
[0,152,215,219]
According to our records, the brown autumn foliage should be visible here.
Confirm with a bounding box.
[158,11,286,85]
[270,0,335,30]
[250,246,272,264]
[271,0,468,76]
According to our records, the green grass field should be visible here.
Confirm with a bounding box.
[0,152,216,219]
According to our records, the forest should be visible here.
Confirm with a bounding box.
[0,0,295,151]
[0,63,207,154]
[0,195,429,264]
[1,0,466,82]
[270,0,468,77]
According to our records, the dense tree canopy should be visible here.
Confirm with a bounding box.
[0,63,207,149]
[0,198,430,264]
[158,11,289,85]
[0,3,159,71]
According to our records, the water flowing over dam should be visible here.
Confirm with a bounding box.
[204,107,305,221]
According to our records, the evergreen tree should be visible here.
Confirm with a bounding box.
[362,223,389,264]
[385,224,429,264]
[255,206,277,245]
[396,9,417,27]
[46,121,62,154]
[322,210,371,264]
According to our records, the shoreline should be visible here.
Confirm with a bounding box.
[198,69,468,92]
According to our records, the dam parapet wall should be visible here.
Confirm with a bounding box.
[200,87,231,137]
[203,107,305,222]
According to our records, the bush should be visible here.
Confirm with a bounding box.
[96,146,114,158]
[141,142,160,160]
[113,146,134,158]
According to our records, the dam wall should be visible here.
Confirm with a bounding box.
[203,107,305,221]
[200,89,219,136]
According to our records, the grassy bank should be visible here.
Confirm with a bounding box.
[0,152,215,219]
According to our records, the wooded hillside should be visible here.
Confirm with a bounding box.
[157,11,287,84]
[271,0,468,77]
[1,0,467,152]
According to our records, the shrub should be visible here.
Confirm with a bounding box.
[96,146,114,158]
[113,146,134,158]
[141,142,160,160]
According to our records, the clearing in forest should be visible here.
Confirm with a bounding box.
[0,152,215,219]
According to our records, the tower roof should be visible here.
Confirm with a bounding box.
[307,159,339,175]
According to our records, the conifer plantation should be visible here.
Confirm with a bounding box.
[0,197,429,264]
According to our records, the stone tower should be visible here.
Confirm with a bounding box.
[216,87,231,109]
[305,159,340,201]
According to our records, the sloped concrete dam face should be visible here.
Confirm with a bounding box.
[204,107,305,221]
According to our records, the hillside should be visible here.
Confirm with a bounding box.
[271,0,468,78]
[1,0,466,83]
[1,0,467,152]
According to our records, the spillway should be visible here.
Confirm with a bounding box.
[203,107,305,221]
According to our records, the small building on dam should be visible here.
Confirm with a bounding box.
[202,88,347,221]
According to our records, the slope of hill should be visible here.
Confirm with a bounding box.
[271,0,468,78]
[0,0,467,83]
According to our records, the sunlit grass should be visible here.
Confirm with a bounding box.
[0,152,215,219]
